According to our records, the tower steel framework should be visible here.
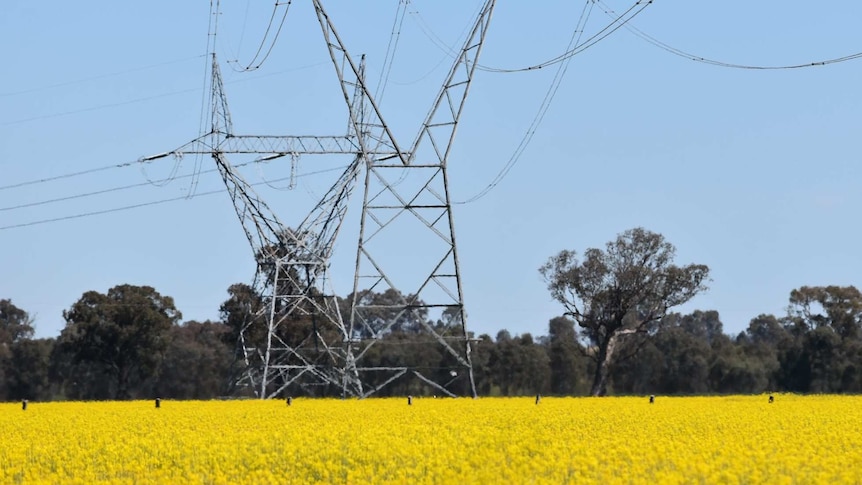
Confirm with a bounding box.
[142,0,496,398]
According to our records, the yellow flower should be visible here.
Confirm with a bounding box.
[0,395,860,484]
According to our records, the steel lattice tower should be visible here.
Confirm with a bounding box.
[141,0,496,398]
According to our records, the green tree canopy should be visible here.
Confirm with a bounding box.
[0,299,40,400]
[540,227,710,396]
[156,320,233,399]
[789,285,862,340]
[779,285,862,392]
[58,284,181,400]
[0,299,34,346]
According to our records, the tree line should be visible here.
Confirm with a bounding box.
[1,228,860,401]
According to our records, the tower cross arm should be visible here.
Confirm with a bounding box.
[147,135,402,157]
[221,135,361,155]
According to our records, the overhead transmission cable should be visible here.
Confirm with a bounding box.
[377,0,487,92]
[457,1,594,204]
[373,0,410,104]
[1,167,201,212]
[0,164,350,231]
[0,157,344,213]
[237,0,253,56]
[476,0,651,73]
[141,154,183,188]
[366,0,412,158]
[395,0,487,88]
[0,55,205,98]
[257,153,302,191]
[458,0,652,204]
[2,60,329,189]
[0,160,143,192]
[406,1,479,62]
[409,0,650,74]
[458,0,860,204]
[594,0,862,69]
[383,0,486,189]
[228,0,293,72]
[1,59,327,128]
[1,87,201,127]
[194,0,225,198]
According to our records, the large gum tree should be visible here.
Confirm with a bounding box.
[540,227,710,396]
[60,284,181,399]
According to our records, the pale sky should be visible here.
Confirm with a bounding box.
[2,1,860,340]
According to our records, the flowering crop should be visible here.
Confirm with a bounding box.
[1,395,860,484]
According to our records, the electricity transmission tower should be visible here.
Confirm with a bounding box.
[142,0,496,398]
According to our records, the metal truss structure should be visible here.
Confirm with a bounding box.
[142,0,496,398]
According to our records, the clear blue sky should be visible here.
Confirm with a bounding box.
[2,1,860,340]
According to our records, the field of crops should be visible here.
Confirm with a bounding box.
[1,395,860,484]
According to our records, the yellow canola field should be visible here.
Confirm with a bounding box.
[1,395,861,484]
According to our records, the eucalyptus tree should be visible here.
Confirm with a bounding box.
[540,228,710,396]
[58,284,181,399]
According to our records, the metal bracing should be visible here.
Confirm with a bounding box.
[311,0,409,167]
[139,0,496,398]
[349,0,496,398]
[207,53,363,397]
[140,52,366,398]
[157,135,397,157]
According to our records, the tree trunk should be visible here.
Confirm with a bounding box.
[590,334,618,396]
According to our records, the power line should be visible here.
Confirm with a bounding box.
[1,155,348,212]
[457,0,651,204]
[237,0,254,56]
[1,58,329,192]
[383,1,483,88]
[451,0,862,205]
[593,0,862,70]
[373,0,410,105]
[456,2,593,204]
[0,87,202,127]
[409,0,650,74]
[476,0,651,73]
[196,0,223,199]
[1,161,218,213]
[0,55,205,98]
[228,0,294,72]
[0,190,224,231]
[2,56,327,128]
[0,164,350,231]
[0,148,197,193]
[0,159,143,192]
